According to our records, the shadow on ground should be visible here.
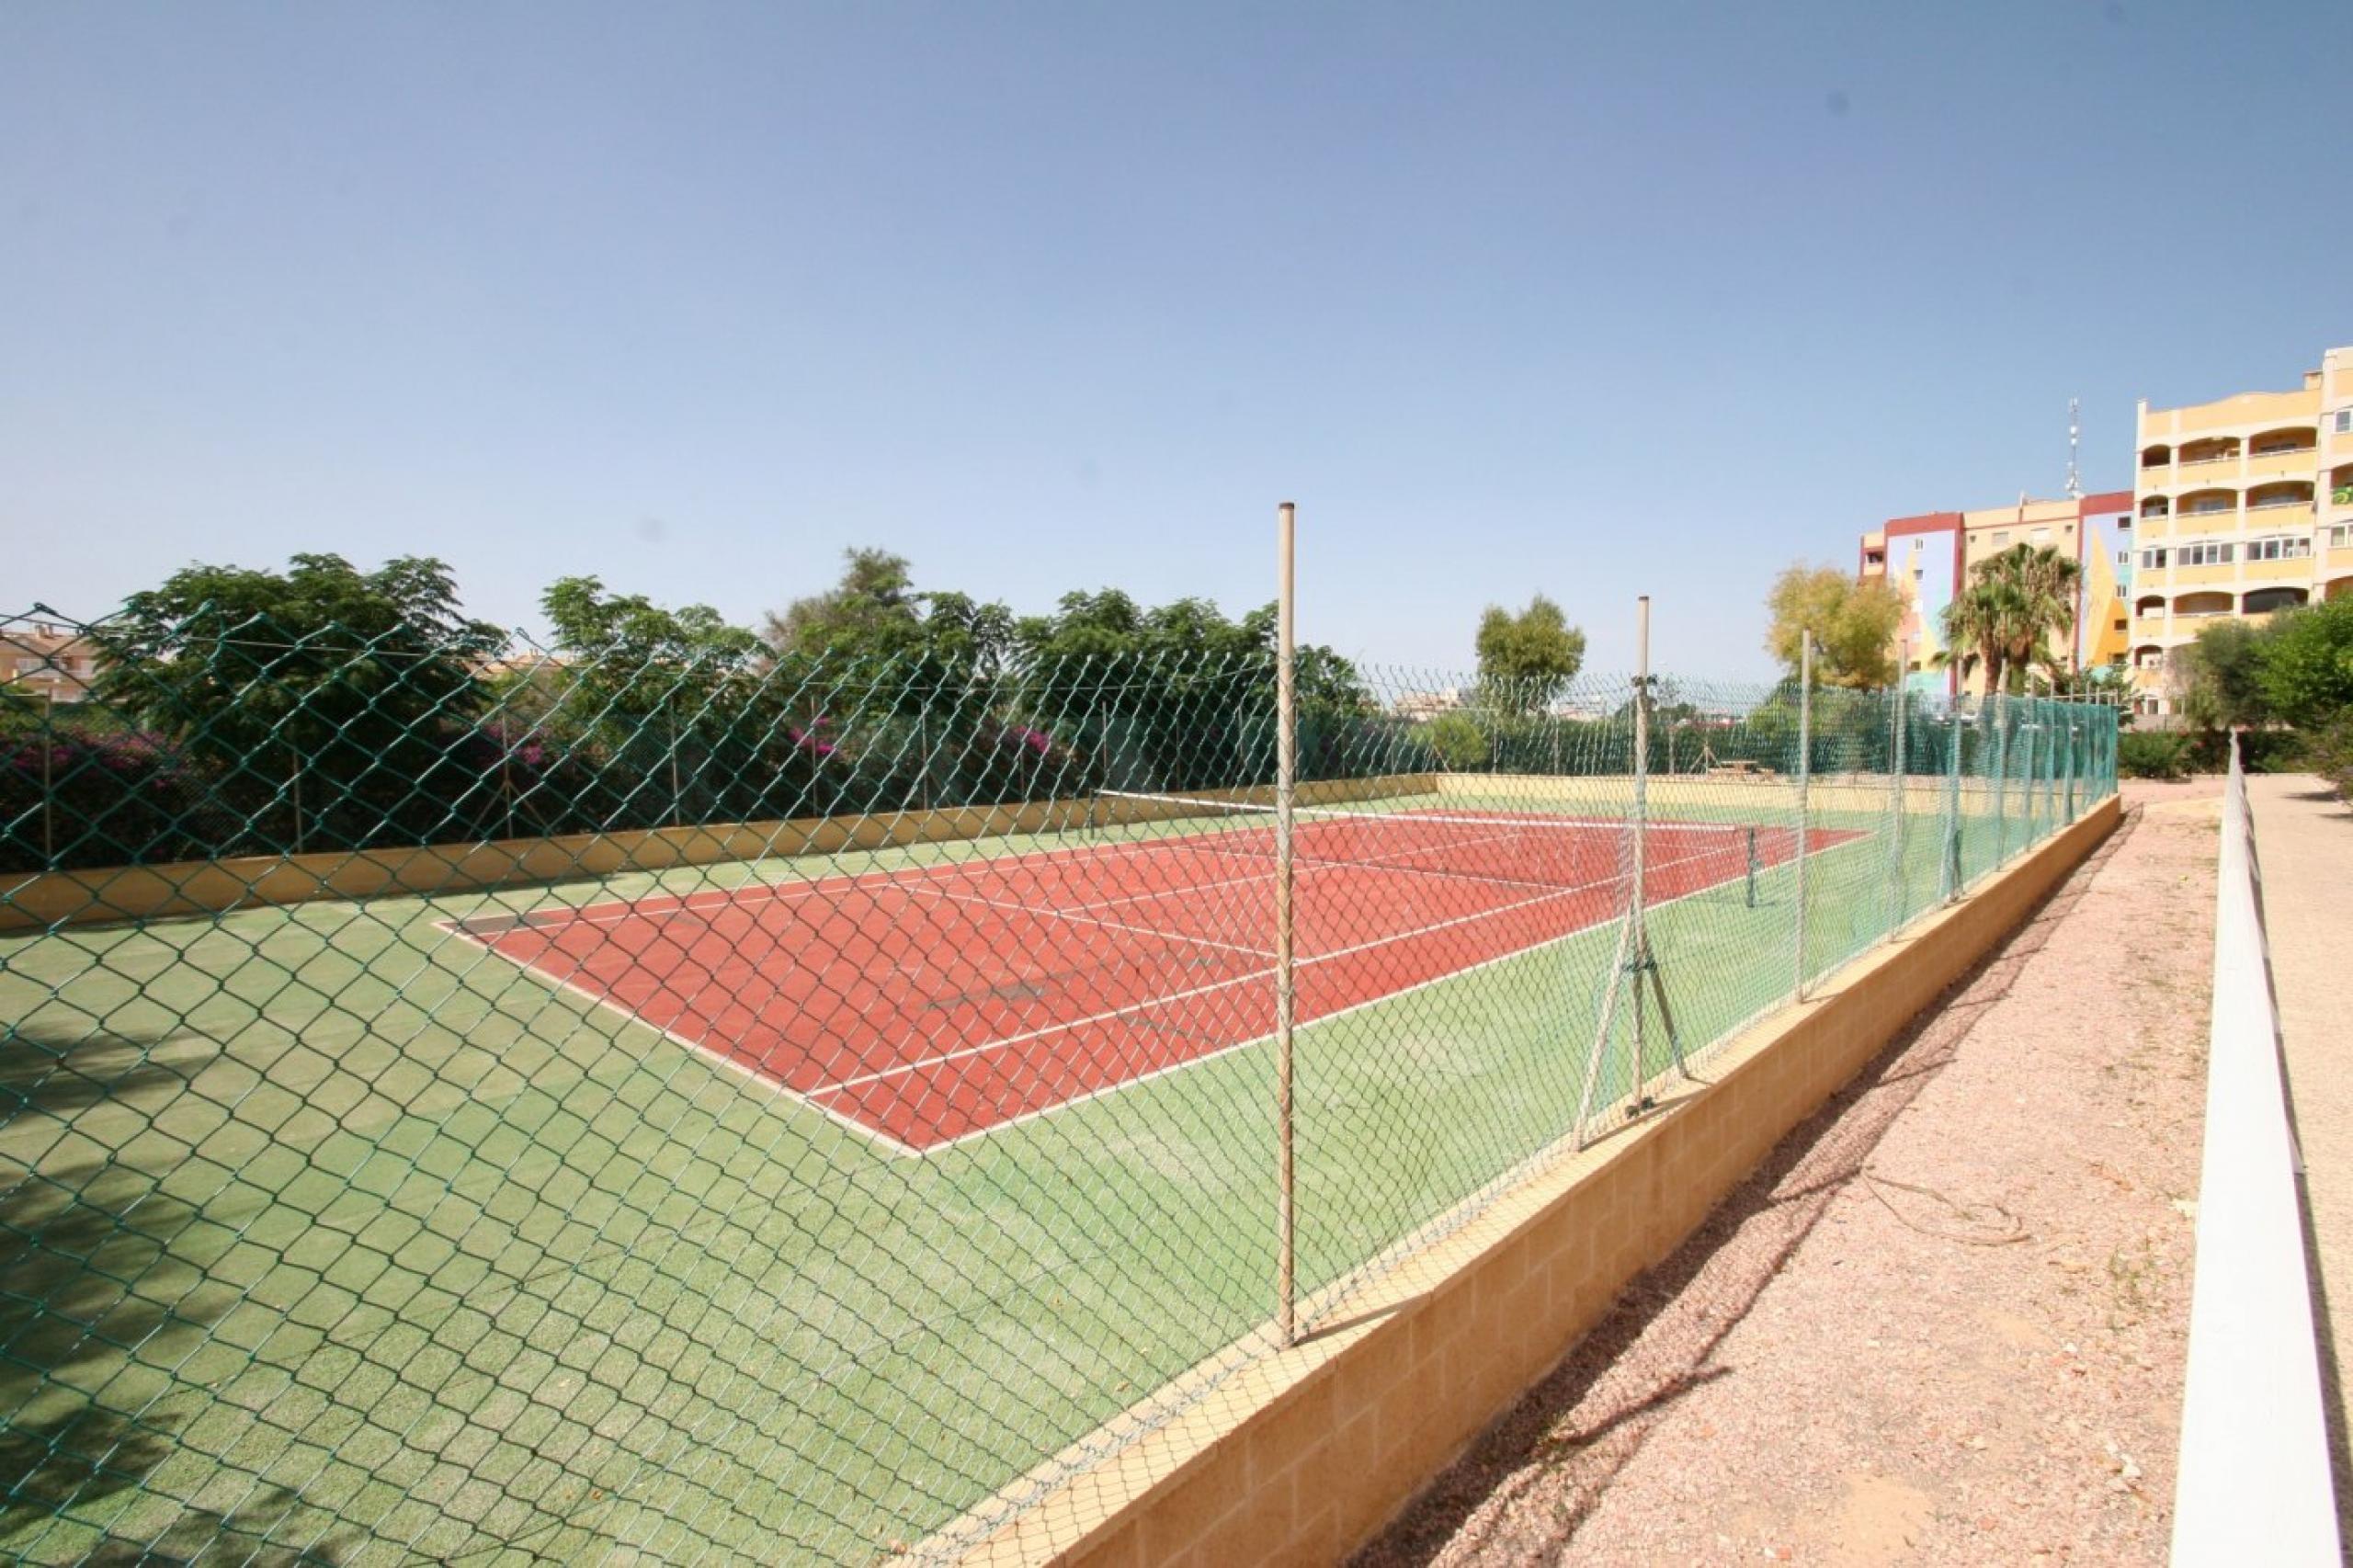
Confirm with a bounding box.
[1,1018,349,1564]
[1354,811,2140,1566]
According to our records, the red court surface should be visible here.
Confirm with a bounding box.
[449,812,1858,1153]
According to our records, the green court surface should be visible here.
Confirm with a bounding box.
[0,781,2077,1562]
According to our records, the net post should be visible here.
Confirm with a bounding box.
[1745,825,1757,908]
[1794,631,1813,1002]
[1274,501,1298,1349]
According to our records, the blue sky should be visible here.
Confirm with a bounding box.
[4,1,2347,676]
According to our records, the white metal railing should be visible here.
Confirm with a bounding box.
[2170,738,2341,1566]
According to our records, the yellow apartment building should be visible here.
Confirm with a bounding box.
[2130,344,2353,712]
[1860,490,2135,698]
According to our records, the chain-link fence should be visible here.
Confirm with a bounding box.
[0,605,2116,1562]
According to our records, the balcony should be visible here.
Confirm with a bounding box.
[2242,586,2310,615]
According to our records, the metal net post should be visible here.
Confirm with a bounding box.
[1793,631,1813,1001]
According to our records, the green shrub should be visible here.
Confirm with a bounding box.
[1425,711,1491,771]
[2303,712,2353,804]
[2234,729,2307,774]
[2117,731,2192,781]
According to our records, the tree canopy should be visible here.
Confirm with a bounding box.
[2254,597,2353,731]
[2168,618,2272,732]
[764,549,928,660]
[1474,596,1586,713]
[93,553,502,750]
[1763,565,1900,687]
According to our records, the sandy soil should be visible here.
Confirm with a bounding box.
[1358,781,2219,1566]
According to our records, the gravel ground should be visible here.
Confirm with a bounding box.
[1358,783,2219,1566]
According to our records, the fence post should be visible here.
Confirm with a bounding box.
[1942,701,1963,902]
[1794,631,1813,1002]
[1629,597,1652,1070]
[2063,711,2078,822]
[669,705,684,829]
[1273,501,1298,1348]
[40,687,55,864]
[2018,714,2040,851]
[1886,646,1906,933]
[1990,695,2010,866]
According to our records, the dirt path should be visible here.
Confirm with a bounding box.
[2246,772,2353,1529]
[1358,782,2218,1566]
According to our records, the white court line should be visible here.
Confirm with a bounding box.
[899,881,1276,960]
[814,832,1813,1098]
[435,916,927,1158]
[509,802,1767,930]
[439,812,1855,1156]
[881,824,1876,1154]
[813,860,1631,1096]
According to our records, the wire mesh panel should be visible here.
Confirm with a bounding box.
[0,608,2118,1562]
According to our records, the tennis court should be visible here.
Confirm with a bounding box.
[0,610,2120,1563]
[449,802,1858,1153]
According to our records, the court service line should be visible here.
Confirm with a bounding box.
[810,858,1632,1096]
[899,881,1277,960]
[869,833,1854,1154]
[889,821,1884,1153]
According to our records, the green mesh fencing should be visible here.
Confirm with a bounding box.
[0,608,2116,1562]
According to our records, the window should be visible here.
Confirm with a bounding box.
[2177,541,2234,567]
[2335,409,2352,434]
[2331,524,2353,549]
[1990,530,2009,546]
[2140,547,2168,570]
[2245,537,2312,562]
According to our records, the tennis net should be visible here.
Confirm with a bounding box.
[1091,787,1778,899]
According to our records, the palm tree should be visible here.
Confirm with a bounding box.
[1940,576,2028,696]
[1941,545,2083,697]
[1983,543,2082,690]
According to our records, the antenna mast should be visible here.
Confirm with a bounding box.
[2064,397,2083,500]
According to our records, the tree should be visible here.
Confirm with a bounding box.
[764,548,926,658]
[1475,596,1586,714]
[2255,597,2353,731]
[2171,618,2272,733]
[1977,543,2083,690]
[1426,711,1490,771]
[1939,576,2028,696]
[90,554,504,847]
[1934,545,2084,697]
[543,577,766,671]
[539,576,768,735]
[1765,565,1901,688]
